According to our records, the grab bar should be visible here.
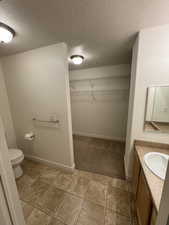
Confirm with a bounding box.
[32,118,59,123]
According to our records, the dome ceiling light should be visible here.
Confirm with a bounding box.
[0,22,15,43]
[70,55,84,65]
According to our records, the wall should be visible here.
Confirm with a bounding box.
[0,180,12,225]
[1,43,74,169]
[0,63,16,148]
[156,163,169,225]
[69,64,130,141]
[125,25,169,178]
[124,38,138,177]
[0,117,25,225]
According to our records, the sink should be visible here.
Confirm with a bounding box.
[144,152,169,180]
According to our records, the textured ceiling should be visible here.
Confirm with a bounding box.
[0,0,169,70]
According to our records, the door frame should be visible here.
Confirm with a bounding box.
[0,117,25,225]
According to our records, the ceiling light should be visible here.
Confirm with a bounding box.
[0,23,15,43]
[70,55,84,65]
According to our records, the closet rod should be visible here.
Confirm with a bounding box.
[69,75,129,82]
[70,89,129,93]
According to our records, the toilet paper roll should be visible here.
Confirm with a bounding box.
[24,132,35,141]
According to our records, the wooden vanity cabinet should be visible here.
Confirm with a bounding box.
[136,169,152,225]
[150,207,157,225]
[133,151,157,225]
[132,152,141,197]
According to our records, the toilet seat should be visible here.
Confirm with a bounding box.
[9,149,24,165]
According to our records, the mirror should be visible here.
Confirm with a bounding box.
[144,86,169,133]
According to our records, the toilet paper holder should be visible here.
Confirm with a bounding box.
[24,132,35,140]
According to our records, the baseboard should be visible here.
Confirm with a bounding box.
[24,154,75,173]
[73,131,125,142]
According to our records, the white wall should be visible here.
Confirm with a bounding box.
[125,25,169,178]
[156,163,169,225]
[124,39,139,177]
[69,64,130,141]
[0,180,12,225]
[1,43,74,169]
[0,63,16,148]
[0,117,25,225]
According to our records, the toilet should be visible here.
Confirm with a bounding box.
[9,149,24,179]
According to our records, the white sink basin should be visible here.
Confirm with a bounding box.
[144,152,169,180]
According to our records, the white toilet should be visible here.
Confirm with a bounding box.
[9,149,24,179]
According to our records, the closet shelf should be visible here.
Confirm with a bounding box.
[70,89,129,94]
[69,75,129,82]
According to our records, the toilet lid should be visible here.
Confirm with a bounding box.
[9,149,24,162]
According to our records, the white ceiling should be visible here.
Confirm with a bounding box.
[0,0,169,70]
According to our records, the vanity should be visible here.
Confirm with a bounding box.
[131,84,169,225]
[132,141,169,225]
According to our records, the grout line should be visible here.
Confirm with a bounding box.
[74,198,84,225]
[22,199,51,217]
[105,185,133,220]
[104,185,108,225]
[20,160,133,224]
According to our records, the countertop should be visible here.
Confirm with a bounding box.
[135,142,169,212]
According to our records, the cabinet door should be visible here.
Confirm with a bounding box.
[136,169,152,225]
[133,152,141,197]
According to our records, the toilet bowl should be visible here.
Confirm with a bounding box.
[9,149,24,179]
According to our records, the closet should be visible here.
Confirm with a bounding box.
[69,64,130,178]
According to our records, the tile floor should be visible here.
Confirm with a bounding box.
[73,135,125,179]
[17,159,137,225]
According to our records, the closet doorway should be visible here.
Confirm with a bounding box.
[69,65,130,179]
[73,135,125,178]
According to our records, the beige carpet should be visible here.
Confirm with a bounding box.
[73,135,125,179]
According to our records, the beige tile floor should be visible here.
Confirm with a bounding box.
[17,159,137,225]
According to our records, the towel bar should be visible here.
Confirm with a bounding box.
[32,118,59,123]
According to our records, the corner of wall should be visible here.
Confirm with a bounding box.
[0,61,17,148]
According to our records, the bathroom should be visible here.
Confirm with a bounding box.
[0,1,169,225]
